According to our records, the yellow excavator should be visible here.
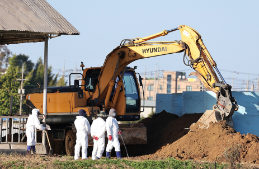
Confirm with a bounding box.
[26,25,238,155]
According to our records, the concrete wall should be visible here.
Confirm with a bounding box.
[156,92,259,136]
[156,94,172,114]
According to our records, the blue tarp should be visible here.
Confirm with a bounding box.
[156,92,259,136]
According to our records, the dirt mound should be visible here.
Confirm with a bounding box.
[134,111,259,164]
[137,110,202,155]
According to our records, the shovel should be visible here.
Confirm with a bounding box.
[119,134,129,158]
[45,130,53,156]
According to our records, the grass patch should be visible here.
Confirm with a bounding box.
[0,153,249,169]
[53,158,229,169]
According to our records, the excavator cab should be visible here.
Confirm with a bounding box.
[78,66,142,119]
[123,69,141,114]
[84,69,101,92]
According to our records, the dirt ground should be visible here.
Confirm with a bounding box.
[2,110,259,166]
[129,110,259,165]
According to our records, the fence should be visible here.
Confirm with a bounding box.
[0,116,39,144]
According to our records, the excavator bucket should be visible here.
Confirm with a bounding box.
[190,110,233,130]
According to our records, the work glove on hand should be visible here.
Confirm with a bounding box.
[118,130,122,135]
[93,136,96,140]
[108,135,112,141]
[95,136,99,140]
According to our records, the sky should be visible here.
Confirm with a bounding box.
[7,0,259,91]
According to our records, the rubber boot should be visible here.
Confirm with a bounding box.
[32,146,36,157]
[106,151,111,158]
[116,151,122,159]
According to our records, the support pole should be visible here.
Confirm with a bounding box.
[19,64,24,115]
[22,118,24,140]
[11,119,13,143]
[6,119,8,143]
[18,118,21,143]
[42,37,48,146]
[9,96,13,142]
[35,126,37,143]
[0,118,2,143]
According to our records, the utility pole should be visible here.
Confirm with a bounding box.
[157,68,160,94]
[251,84,254,91]
[149,72,152,100]
[231,72,238,91]
[63,60,65,77]
[144,67,146,100]
[153,65,156,100]
[75,62,77,80]
[247,74,249,91]
[175,72,178,93]
[18,63,26,115]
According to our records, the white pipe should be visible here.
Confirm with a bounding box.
[42,37,48,146]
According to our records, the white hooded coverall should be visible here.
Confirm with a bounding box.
[26,109,45,146]
[74,116,91,160]
[106,116,120,152]
[91,117,106,160]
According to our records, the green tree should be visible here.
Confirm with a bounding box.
[0,57,21,115]
[11,54,34,72]
[24,57,57,87]
[56,75,67,86]
[0,54,60,115]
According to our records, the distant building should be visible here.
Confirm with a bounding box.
[140,100,156,118]
[140,71,205,100]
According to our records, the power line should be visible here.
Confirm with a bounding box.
[219,68,259,76]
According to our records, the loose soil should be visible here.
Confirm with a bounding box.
[130,110,259,165]
[3,110,259,165]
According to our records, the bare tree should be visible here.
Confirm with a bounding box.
[0,45,11,70]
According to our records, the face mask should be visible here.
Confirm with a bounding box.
[113,112,116,117]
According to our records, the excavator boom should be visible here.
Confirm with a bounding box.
[95,25,238,127]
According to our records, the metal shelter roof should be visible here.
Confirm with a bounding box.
[0,0,80,45]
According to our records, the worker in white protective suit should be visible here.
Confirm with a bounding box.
[26,109,46,154]
[74,109,91,160]
[91,111,107,160]
[105,108,122,159]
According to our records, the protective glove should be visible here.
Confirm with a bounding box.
[118,130,122,135]
[108,135,112,141]
[93,136,96,140]
[95,136,99,140]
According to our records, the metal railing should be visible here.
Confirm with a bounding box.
[0,116,33,144]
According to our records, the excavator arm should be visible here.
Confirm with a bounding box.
[92,25,238,126]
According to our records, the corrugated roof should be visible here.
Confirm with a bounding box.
[0,0,80,45]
